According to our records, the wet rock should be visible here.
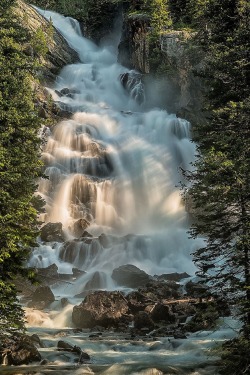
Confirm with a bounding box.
[139,280,180,300]
[112,264,152,288]
[61,297,69,308]
[150,303,176,324]
[120,71,145,104]
[127,291,150,313]
[98,233,110,248]
[84,271,105,291]
[0,335,41,365]
[57,341,90,363]
[171,302,196,323]
[60,240,79,263]
[37,263,59,282]
[72,291,129,328]
[157,272,190,282]
[89,333,101,339]
[30,334,44,348]
[29,285,55,308]
[134,311,155,331]
[72,268,87,278]
[78,350,91,363]
[40,358,49,365]
[56,87,80,98]
[40,222,65,242]
[173,332,187,339]
[57,340,74,351]
[72,218,90,237]
[80,231,93,239]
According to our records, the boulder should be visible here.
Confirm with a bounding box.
[72,218,90,237]
[134,311,154,331]
[98,233,110,248]
[111,264,152,288]
[139,280,180,300]
[40,222,65,242]
[0,335,41,365]
[84,271,105,291]
[29,285,55,308]
[72,268,87,278]
[150,303,176,324]
[127,291,149,313]
[37,263,59,282]
[72,291,129,328]
[61,298,69,308]
[57,341,90,363]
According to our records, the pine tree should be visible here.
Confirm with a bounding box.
[0,0,43,336]
[184,0,249,336]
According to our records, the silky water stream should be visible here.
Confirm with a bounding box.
[2,8,240,375]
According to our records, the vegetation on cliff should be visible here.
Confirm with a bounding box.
[0,0,43,336]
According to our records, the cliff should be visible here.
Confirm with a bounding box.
[15,0,78,83]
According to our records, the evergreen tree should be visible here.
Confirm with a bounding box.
[183,0,249,372]
[0,0,43,336]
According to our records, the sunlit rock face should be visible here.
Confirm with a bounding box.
[15,0,78,82]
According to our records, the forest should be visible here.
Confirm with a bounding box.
[0,0,249,373]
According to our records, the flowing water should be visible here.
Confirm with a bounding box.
[2,8,240,375]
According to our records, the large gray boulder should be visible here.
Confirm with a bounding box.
[40,222,65,242]
[111,264,152,288]
[29,285,55,309]
[0,335,41,365]
[72,291,129,328]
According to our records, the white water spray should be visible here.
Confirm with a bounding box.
[29,8,204,304]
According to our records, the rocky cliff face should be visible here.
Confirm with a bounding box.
[14,1,79,121]
[15,0,78,83]
[159,31,204,122]
[118,14,150,73]
[118,12,204,123]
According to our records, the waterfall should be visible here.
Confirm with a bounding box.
[29,8,202,298]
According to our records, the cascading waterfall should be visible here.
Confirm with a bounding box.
[9,8,240,375]
[28,8,203,298]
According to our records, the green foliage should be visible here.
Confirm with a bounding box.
[0,283,25,338]
[28,0,84,21]
[31,24,53,57]
[182,0,250,349]
[220,337,250,375]
[0,0,43,336]
[185,302,220,332]
[129,0,172,33]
